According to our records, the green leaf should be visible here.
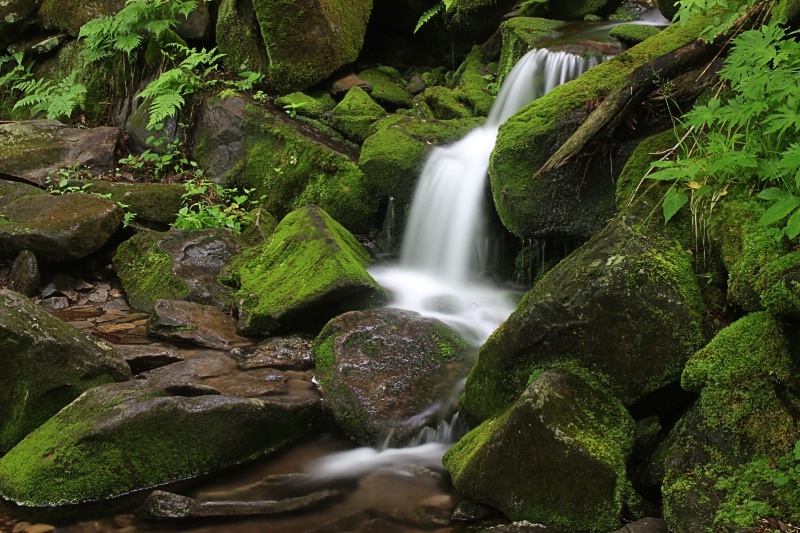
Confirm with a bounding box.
[757,187,790,201]
[757,196,800,227]
[663,187,688,224]
[785,208,800,239]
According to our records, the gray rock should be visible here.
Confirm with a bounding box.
[8,250,39,296]
[313,307,470,445]
[232,334,315,370]
[0,289,131,452]
[114,344,184,372]
[147,299,250,350]
[0,121,119,184]
[191,96,247,184]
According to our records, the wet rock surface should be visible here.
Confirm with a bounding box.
[147,299,250,350]
[232,334,315,370]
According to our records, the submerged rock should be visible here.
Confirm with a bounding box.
[235,205,387,336]
[0,379,322,506]
[444,370,634,532]
[461,211,705,424]
[312,307,470,445]
[0,289,131,452]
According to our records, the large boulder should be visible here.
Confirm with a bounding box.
[0,121,119,184]
[38,0,125,35]
[192,97,375,234]
[0,0,41,45]
[312,308,469,445]
[0,289,131,452]
[0,192,123,262]
[461,210,705,424]
[444,370,634,532]
[661,312,800,531]
[0,379,322,506]
[216,0,373,93]
[234,205,388,335]
[70,180,184,226]
[489,14,716,240]
[113,228,243,313]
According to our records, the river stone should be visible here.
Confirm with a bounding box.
[312,307,470,445]
[0,0,41,45]
[235,205,388,336]
[232,335,315,370]
[444,370,634,532]
[0,121,119,184]
[139,489,339,518]
[461,210,705,425]
[8,250,39,296]
[0,379,322,507]
[0,289,131,452]
[113,228,242,313]
[114,344,184,373]
[0,192,123,262]
[147,299,250,350]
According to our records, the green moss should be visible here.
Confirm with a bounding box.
[112,233,189,312]
[609,24,662,46]
[71,180,183,225]
[615,130,676,210]
[38,0,122,35]
[497,18,564,83]
[216,0,269,73]
[423,86,473,120]
[357,67,413,109]
[274,91,330,119]
[452,47,496,117]
[330,87,387,144]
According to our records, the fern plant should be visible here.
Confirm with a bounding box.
[12,70,87,120]
[414,0,455,33]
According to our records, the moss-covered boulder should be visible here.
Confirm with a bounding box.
[37,0,124,35]
[193,97,375,234]
[461,210,705,424]
[0,289,131,452]
[0,192,122,262]
[490,14,716,240]
[709,197,800,318]
[444,369,634,531]
[423,86,473,120]
[274,90,335,120]
[330,87,387,144]
[217,0,372,93]
[113,228,242,313]
[235,205,387,336]
[312,308,469,445]
[70,181,184,226]
[497,18,564,84]
[609,23,663,47]
[661,312,800,531]
[358,116,484,208]
[0,121,119,184]
[452,47,497,118]
[0,0,41,45]
[357,67,413,109]
[0,379,322,506]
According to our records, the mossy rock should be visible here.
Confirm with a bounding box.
[253,0,372,92]
[0,289,131,452]
[461,210,705,424]
[312,307,470,445]
[71,180,183,226]
[113,228,242,313]
[549,0,620,19]
[216,0,270,74]
[662,312,800,531]
[490,12,718,240]
[452,47,497,118]
[38,0,124,35]
[497,18,564,84]
[274,90,334,120]
[443,0,519,43]
[444,369,634,532]
[609,24,663,47]
[0,379,322,506]
[423,86,473,120]
[358,115,484,207]
[615,129,676,210]
[235,205,388,335]
[710,196,800,318]
[330,87,387,144]
[357,67,413,109]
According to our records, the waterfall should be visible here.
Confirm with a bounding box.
[372,47,601,343]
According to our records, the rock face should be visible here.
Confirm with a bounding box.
[0,192,123,262]
[0,121,119,184]
[0,0,42,44]
[461,211,705,424]
[147,299,250,350]
[312,308,470,445]
[0,289,131,452]
[217,0,373,93]
[0,379,322,506]
[38,0,124,35]
[444,370,634,532]
[235,205,387,335]
[113,228,243,312]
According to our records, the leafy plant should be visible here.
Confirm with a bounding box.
[173,178,263,233]
[12,70,87,120]
[281,101,307,118]
[648,20,800,242]
[118,134,199,181]
[414,0,455,33]
[672,0,760,41]
[45,167,137,227]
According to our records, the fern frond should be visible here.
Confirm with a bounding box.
[146,91,185,130]
[114,33,143,54]
[414,3,443,33]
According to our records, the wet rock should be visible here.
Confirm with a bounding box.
[139,488,339,519]
[232,335,315,370]
[611,518,668,532]
[0,289,131,452]
[39,296,69,310]
[451,499,496,522]
[114,344,184,373]
[236,205,387,336]
[444,370,634,532]
[0,379,323,506]
[0,193,123,262]
[313,307,470,445]
[191,97,248,184]
[461,211,705,424]
[174,1,211,39]
[8,250,39,296]
[147,299,250,350]
[0,121,119,184]
[113,228,242,313]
